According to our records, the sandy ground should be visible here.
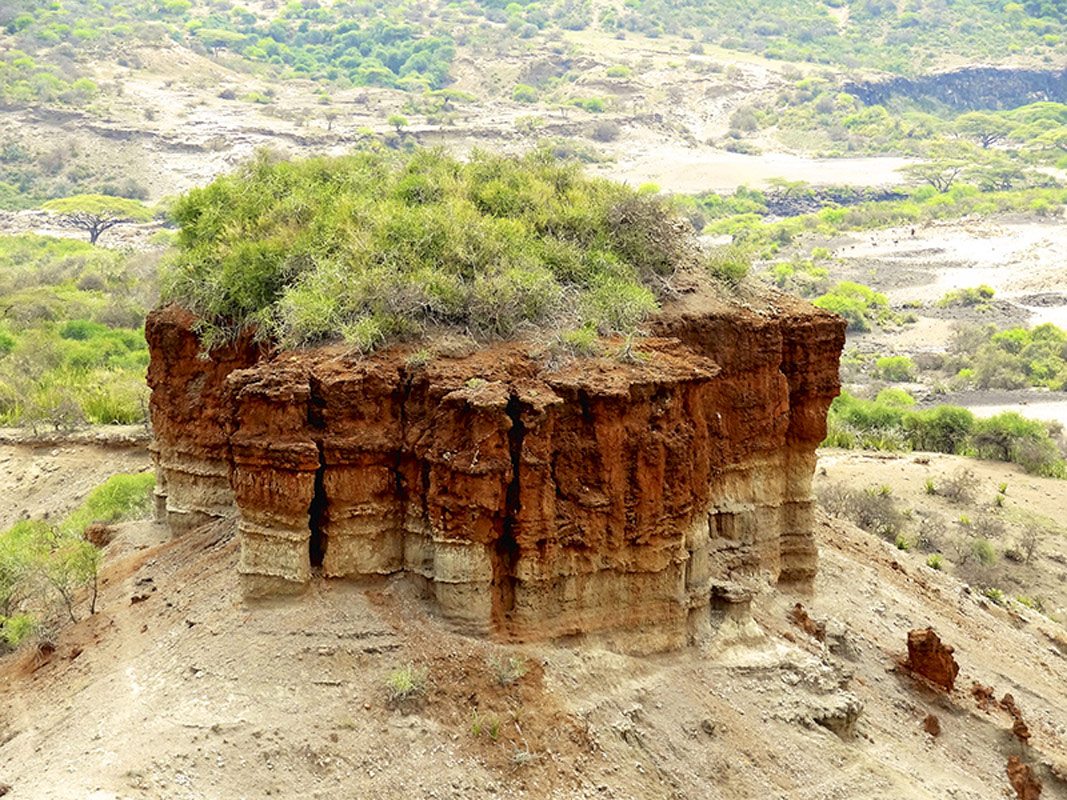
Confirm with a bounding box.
[819,217,1067,425]
[829,218,1067,329]
[600,146,910,193]
[0,447,1065,799]
[0,431,152,531]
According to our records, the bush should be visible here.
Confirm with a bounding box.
[705,245,750,285]
[512,84,538,103]
[903,405,975,453]
[972,412,1066,477]
[938,467,977,504]
[813,282,888,332]
[164,149,710,350]
[825,392,1064,476]
[971,537,997,566]
[874,355,916,382]
[938,285,994,307]
[589,120,621,142]
[818,483,906,540]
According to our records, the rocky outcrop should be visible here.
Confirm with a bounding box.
[146,307,262,534]
[906,628,960,691]
[844,67,1066,111]
[147,288,845,651]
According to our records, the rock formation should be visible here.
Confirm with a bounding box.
[1007,756,1043,800]
[147,289,845,651]
[906,628,960,691]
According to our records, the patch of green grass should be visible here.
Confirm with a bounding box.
[0,234,155,429]
[60,472,155,537]
[385,663,428,704]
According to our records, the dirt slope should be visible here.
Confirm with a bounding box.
[1,449,1066,799]
[0,429,151,531]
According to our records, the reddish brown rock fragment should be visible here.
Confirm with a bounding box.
[972,682,997,711]
[1006,756,1042,800]
[1001,694,1032,745]
[906,628,960,691]
[789,603,826,642]
[923,713,941,737]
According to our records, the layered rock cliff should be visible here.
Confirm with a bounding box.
[147,289,845,651]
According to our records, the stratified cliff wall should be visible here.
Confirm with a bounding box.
[147,289,845,651]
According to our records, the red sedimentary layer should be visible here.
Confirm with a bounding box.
[147,288,845,651]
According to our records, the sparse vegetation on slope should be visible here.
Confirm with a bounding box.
[163,148,725,351]
[607,0,1065,72]
[0,471,154,648]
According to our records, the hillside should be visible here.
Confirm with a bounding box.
[0,447,1065,798]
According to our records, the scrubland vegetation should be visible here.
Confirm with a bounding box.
[819,467,1059,616]
[700,183,1066,255]
[3,0,1059,113]
[608,0,1064,71]
[0,471,154,648]
[164,148,740,351]
[0,234,156,429]
[825,389,1066,478]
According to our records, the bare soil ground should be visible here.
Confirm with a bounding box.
[1,446,1066,799]
[817,216,1067,427]
[0,429,151,530]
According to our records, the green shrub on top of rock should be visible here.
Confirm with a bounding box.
[163,148,717,352]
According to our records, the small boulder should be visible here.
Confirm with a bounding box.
[906,628,960,691]
[923,713,941,737]
[1006,756,1042,800]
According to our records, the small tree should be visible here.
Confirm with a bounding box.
[1019,525,1044,564]
[954,112,1013,149]
[41,195,152,244]
[387,114,409,135]
[35,529,100,623]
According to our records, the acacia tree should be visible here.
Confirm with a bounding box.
[954,112,1013,149]
[902,141,981,193]
[41,195,152,244]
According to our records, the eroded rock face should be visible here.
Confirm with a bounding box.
[906,628,960,691]
[148,289,845,651]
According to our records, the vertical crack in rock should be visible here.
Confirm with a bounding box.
[307,374,327,569]
[493,392,525,629]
